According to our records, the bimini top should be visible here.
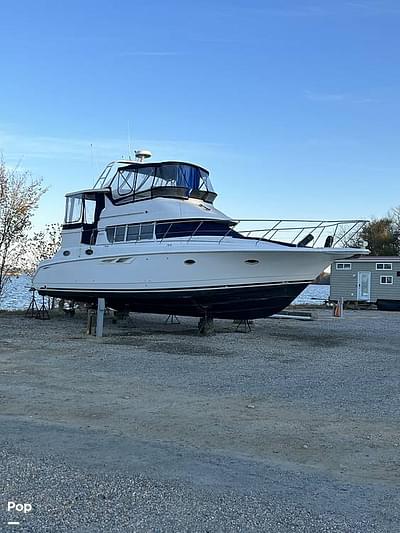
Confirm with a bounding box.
[92,160,216,204]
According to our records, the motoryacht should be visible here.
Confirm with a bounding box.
[32,151,368,319]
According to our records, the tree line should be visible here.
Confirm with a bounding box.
[349,208,400,256]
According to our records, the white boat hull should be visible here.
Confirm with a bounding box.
[33,242,359,319]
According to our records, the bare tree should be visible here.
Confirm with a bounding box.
[0,159,47,297]
[24,223,62,275]
[390,206,400,233]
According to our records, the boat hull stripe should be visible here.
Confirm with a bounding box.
[39,279,313,294]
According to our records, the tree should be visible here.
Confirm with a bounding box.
[359,217,399,256]
[390,206,400,232]
[24,223,62,275]
[0,160,47,297]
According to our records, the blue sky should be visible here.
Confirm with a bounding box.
[1,0,399,227]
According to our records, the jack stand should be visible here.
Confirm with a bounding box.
[86,309,96,335]
[165,314,180,324]
[235,319,253,333]
[198,314,215,336]
[25,288,40,318]
[35,295,50,320]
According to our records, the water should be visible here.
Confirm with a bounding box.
[1,276,330,311]
[0,275,33,311]
[293,284,330,305]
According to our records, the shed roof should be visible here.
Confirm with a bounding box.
[334,255,400,262]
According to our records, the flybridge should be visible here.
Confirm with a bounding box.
[92,159,216,204]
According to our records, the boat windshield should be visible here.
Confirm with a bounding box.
[114,163,213,198]
[94,162,215,202]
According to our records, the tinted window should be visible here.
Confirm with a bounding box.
[114,226,126,242]
[106,227,115,242]
[139,223,154,240]
[155,221,240,239]
[126,224,140,241]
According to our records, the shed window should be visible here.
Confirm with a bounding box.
[376,263,392,270]
[336,263,352,270]
[380,276,393,284]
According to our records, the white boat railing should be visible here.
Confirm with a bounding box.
[158,219,367,248]
[232,219,367,247]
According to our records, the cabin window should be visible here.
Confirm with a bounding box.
[65,197,83,223]
[83,199,96,224]
[376,263,392,270]
[106,223,155,243]
[336,263,352,270]
[380,275,393,284]
[126,224,140,241]
[106,227,116,242]
[155,221,240,239]
[139,223,154,240]
[114,226,126,242]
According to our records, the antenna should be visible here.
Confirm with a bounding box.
[90,143,94,174]
[90,143,102,185]
[128,121,133,160]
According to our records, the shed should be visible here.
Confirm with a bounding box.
[330,256,400,310]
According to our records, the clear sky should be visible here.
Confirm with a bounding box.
[0,0,399,227]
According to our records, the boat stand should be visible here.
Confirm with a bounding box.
[235,319,253,333]
[165,314,180,324]
[25,288,40,318]
[86,298,106,337]
[96,298,105,337]
[198,314,215,335]
[36,296,51,320]
[25,289,50,320]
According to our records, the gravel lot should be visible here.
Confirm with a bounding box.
[0,309,399,532]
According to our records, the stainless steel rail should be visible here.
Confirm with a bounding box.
[233,219,367,247]
[157,218,367,247]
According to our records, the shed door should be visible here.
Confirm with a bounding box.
[357,271,371,301]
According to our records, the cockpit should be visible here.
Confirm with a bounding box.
[93,161,217,204]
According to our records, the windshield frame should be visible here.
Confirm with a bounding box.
[113,162,212,197]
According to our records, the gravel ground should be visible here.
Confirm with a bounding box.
[0,309,399,531]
